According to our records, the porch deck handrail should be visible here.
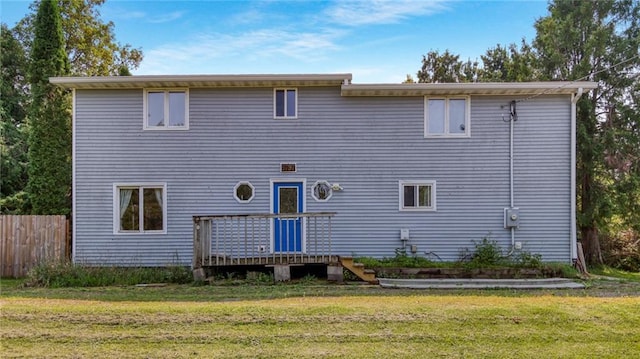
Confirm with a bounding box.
[193,212,337,268]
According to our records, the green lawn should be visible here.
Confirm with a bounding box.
[1,279,640,358]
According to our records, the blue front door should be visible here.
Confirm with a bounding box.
[273,182,303,253]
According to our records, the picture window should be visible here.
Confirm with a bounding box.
[115,184,166,233]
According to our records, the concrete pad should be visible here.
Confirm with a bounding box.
[378,277,585,289]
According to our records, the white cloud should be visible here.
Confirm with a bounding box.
[136,28,345,74]
[325,0,449,26]
[148,11,186,24]
[106,8,185,23]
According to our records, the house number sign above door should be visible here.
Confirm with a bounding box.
[280,163,296,172]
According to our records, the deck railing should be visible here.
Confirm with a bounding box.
[193,212,337,267]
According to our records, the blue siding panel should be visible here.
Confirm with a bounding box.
[74,87,572,265]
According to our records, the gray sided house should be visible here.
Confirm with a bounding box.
[51,74,596,269]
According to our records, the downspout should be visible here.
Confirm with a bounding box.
[570,88,584,262]
[507,101,516,256]
[71,88,77,263]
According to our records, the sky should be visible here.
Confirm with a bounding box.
[0,0,550,83]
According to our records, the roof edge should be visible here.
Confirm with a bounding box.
[340,81,598,96]
[50,73,353,89]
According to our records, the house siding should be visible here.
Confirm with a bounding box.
[74,87,571,265]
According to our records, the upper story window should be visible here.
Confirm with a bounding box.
[425,96,470,137]
[399,180,436,211]
[274,88,297,119]
[144,89,189,130]
[114,183,166,234]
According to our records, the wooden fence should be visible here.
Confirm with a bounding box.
[1,215,69,278]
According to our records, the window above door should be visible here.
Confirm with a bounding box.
[274,88,297,119]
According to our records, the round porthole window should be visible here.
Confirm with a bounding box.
[312,180,332,202]
[234,182,255,203]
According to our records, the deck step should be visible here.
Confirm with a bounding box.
[339,256,377,284]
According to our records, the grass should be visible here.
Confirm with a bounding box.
[2,264,639,357]
[590,266,640,281]
[1,290,639,358]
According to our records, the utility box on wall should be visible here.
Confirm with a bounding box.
[504,208,520,228]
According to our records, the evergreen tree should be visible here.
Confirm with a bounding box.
[533,0,640,264]
[1,24,30,213]
[479,41,539,82]
[27,0,71,215]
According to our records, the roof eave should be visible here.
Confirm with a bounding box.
[340,82,599,96]
[49,73,353,89]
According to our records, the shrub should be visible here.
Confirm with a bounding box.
[463,237,508,268]
[601,229,640,272]
[356,248,438,269]
[512,251,543,269]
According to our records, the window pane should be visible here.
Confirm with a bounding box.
[418,185,431,207]
[147,92,164,127]
[168,92,185,126]
[449,99,466,134]
[427,99,445,134]
[120,188,139,231]
[236,184,253,201]
[403,185,415,207]
[286,89,296,117]
[279,188,298,214]
[275,90,285,117]
[143,188,163,231]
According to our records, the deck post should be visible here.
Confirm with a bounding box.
[327,263,343,283]
[273,264,291,281]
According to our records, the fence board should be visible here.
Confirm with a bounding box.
[0,215,68,278]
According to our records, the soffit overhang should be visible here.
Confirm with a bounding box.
[49,74,352,89]
[340,82,598,96]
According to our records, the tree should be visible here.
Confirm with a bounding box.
[480,41,539,82]
[27,0,71,215]
[14,0,142,76]
[1,24,30,213]
[533,0,640,264]
[417,49,478,83]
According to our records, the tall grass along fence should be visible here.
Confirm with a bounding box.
[1,215,69,278]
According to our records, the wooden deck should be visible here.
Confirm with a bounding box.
[193,212,337,268]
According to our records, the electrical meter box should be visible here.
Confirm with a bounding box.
[504,208,520,228]
[400,228,410,240]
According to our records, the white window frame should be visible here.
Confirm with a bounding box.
[143,89,189,130]
[273,88,298,119]
[233,181,255,203]
[424,96,470,138]
[113,183,167,234]
[311,180,333,202]
[399,180,436,212]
